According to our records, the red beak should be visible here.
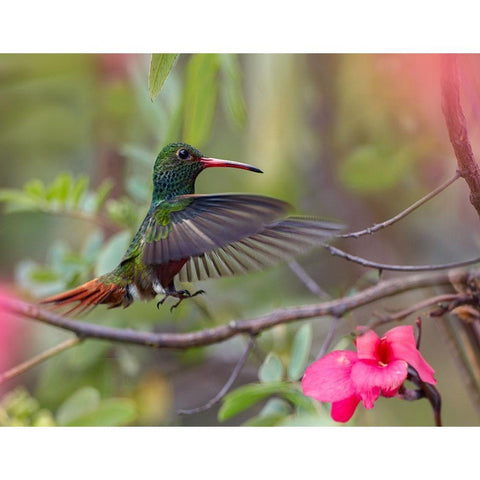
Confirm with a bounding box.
[199,157,263,173]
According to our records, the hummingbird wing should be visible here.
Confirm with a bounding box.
[177,216,343,282]
[142,194,291,265]
[142,193,342,282]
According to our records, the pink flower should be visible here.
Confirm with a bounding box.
[301,325,436,422]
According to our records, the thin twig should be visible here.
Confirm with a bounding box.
[340,173,461,239]
[177,336,256,415]
[368,293,462,330]
[0,269,468,350]
[324,244,480,272]
[288,260,330,298]
[0,337,82,385]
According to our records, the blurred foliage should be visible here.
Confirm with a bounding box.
[0,54,479,426]
[0,386,136,426]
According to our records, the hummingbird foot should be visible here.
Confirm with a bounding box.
[156,287,206,312]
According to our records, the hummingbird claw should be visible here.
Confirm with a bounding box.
[156,296,167,309]
[170,298,184,312]
[157,283,206,312]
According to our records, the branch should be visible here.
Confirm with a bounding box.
[0,269,471,350]
[442,54,480,218]
[0,337,82,385]
[323,244,480,272]
[340,173,460,239]
[367,293,463,330]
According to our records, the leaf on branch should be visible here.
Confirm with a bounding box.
[148,54,179,102]
[0,173,112,223]
[218,382,315,422]
[258,352,284,383]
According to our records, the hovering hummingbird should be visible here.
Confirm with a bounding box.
[41,143,342,313]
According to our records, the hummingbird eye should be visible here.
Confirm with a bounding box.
[177,148,191,160]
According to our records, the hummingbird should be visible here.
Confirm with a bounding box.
[41,142,342,314]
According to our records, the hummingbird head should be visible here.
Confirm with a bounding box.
[152,142,263,199]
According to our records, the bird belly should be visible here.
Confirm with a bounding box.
[156,259,188,288]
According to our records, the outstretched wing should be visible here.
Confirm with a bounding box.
[177,216,342,282]
[142,194,292,265]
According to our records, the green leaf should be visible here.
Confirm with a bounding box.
[287,324,313,381]
[219,54,247,129]
[47,172,72,203]
[24,179,46,199]
[66,398,137,426]
[243,413,286,426]
[258,352,284,383]
[69,175,89,207]
[182,54,221,147]
[148,54,178,101]
[56,387,100,425]
[218,382,313,422]
[95,230,131,276]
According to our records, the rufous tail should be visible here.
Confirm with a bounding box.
[40,277,127,315]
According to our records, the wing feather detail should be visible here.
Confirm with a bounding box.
[143,194,291,265]
[178,216,343,282]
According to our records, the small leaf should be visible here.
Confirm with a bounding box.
[218,382,311,422]
[148,54,179,101]
[69,175,89,207]
[288,324,313,381]
[95,230,131,276]
[24,179,46,199]
[258,352,284,383]
[66,398,137,426]
[56,387,100,425]
[51,173,72,203]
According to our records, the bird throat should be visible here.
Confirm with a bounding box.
[152,165,200,201]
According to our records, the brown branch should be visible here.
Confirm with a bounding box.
[367,293,463,330]
[0,337,82,385]
[340,172,460,239]
[323,244,480,272]
[441,54,480,218]
[0,269,471,350]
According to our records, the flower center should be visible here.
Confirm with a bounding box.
[377,339,391,366]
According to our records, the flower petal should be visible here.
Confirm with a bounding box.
[384,326,436,384]
[356,329,381,361]
[331,395,360,423]
[351,359,408,408]
[302,350,357,402]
